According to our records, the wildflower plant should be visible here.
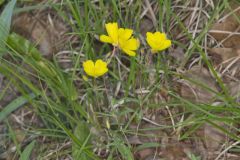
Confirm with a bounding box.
[80,23,172,159]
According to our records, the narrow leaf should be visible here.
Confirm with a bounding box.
[72,121,92,160]
[114,136,134,160]
[0,0,5,6]
[20,140,36,160]
[0,0,17,54]
[0,93,36,122]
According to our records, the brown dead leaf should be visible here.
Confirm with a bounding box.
[209,48,240,64]
[159,142,191,160]
[129,123,164,144]
[228,81,240,96]
[144,155,162,160]
[203,123,226,152]
[180,66,218,103]
[12,11,69,58]
[15,129,26,143]
[195,122,227,160]
[169,47,185,61]
[209,47,240,80]
[210,0,240,48]
[135,148,155,160]
[226,81,240,102]
[140,18,154,36]
[130,123,165,159]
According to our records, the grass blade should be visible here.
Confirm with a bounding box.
[20,140,36,160]
[113,135,134,160]
[0,93,36,122]
[0,0,16,54]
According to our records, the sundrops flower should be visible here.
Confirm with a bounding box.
[100,22,139,57]
[83,59,108,78]
[146,32,171,53]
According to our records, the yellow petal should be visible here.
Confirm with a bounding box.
[94,59,108,77]
[121,38,139,51]
[105,22,118,45]
[146,32,154,39]
[95,59,107,68]
[164,40,171,48]
[154,32,166,41]
[159,40,171,51]
[100,35,113,43]
[83,60,95,77]
[95,68,108,77]
[146,32,159,49]
[118,28,133,40]
[122,49,136,57]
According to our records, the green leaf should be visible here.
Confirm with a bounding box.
[0,0,5,6]
[20,140,36,160]
[187,153,201,160]
[0,93,36,122]
[136,142,161,151]
[72,121,92,160]
[113,136,134,160]
[7,33,42,61]
[0,0,16,54]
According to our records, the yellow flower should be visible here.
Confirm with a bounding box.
[100,22,139,56]
[146,32,171,53]
[83,59,108,78]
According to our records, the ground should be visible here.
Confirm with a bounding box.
[0,0,240,160]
